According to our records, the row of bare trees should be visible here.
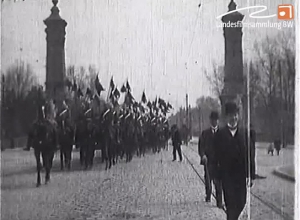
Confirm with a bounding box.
[168,96,221,137]
[169,31,295,144]
[1,61,39,141]
[1,62,105,148]
[65,65,99,94]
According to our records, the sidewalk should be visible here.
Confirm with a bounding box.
[1,148,226,220]
[184,143,294,220]
[273,165,295,182]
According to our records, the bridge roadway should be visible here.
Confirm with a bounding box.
[1,142,294,220]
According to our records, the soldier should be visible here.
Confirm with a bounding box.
[24,129,33,151]
[58,114,74,170]
[171,124,182,162]
[274,139,281,156]
[198,111,223,208]
[213,102,255,220]
[86,118,96,168]
[181,124,188,145]
[267,142,274,156]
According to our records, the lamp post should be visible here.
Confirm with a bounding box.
[198,106,202,134]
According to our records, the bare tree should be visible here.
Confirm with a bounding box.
[253,31,295,143]
[1,61,38,143]
[203,30,295,143]
[88,65,98,94]
[77,66,88,91]
[278,30,295,113]
[66,65,76,81]
[4,61,36,100]
[204,61,224,97]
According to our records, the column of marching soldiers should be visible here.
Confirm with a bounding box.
[26,75,173,186]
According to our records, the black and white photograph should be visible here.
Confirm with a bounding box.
[1,0,298,219]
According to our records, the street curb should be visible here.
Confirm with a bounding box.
[273,166,295,182]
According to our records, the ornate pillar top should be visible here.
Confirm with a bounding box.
[44,0,67,25]
[222,0,244,23]
[52,0,58,6]
[228,0,237,11]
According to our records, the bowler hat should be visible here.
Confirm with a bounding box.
[225,102,239,115]
[209,111,219,120]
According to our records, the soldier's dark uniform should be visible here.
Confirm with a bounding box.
[213,103,255,220]
[171,125,182,162]
[198,111,223,207]
[58,119,74,170]
[85,118,96,168]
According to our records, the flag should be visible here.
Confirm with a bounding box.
[126,81,131,92]
[65,79,72,90]
[158,98,167,110]
[147,101,152,108]
[158,98,164,105]
[113,87,121,99]
[107,77,115,101]
[124,91,134,106]
[86,87,92,97]
[167,102,173,109]
[133,101,139,108]
[110,77,115,91]
[72,81,78,91]
[139,103,145,113]
[152,97,157,108]
[141,91,147,103]
[128,91,135,101]
[120,84,127,93]
[77,88,83,97]
[95,76,105,96]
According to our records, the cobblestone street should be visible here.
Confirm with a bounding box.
[1,141,294,220]
[1,148,225,220]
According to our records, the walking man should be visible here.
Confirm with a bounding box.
[268,142,274,156]
[213,102,256,220]
[198,111,223,208]
[274,139,281,156]
[171,124,183,162]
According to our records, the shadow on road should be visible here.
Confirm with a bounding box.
[1,180,39,191]
[1,167,36,178]
[51,157,107,173]
[1,156,109,191]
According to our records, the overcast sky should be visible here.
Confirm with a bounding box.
[1,0,294,111]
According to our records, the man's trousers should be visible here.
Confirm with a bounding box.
[204,163,223,206]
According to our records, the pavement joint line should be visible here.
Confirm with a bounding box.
[185,142,294,220]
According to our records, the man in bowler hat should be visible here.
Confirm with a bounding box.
[213,102,256,220]
[198,111,223,208]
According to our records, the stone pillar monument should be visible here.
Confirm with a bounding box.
[219,0,245,124]
[44,0,67,111]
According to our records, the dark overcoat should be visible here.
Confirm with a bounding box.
[213,126,255,218]
[171,130,182,146]
[198,128,219,165]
